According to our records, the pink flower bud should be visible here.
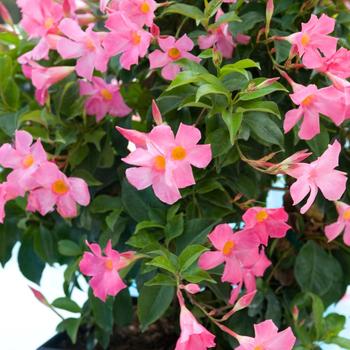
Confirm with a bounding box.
[181,283,201,294]
[0,3,13,25]
[152,100,163,125]
[29,286,48,305]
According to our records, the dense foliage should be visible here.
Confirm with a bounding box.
[1,0,350,349]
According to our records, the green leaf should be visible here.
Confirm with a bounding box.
[239,79,287,100]
[166,70,202,91]
[52,297,81,313]
[295,241,344,301]
[323,313,346,340]
[57,318,80,344]
[178,244,208,272]
[71,169,102,186]
[113,289,133,327]
[135,221,164,233]
[68,145,89,168]
[165,213,184,244]
[220,59,260,77]
[243,112,284,147]
[145,273,177,286]
[325,336,350,349]
[204,0,223,18]
[91,295,114,333]
[162,4,205,21]
[237,100,281,118]
[137,285,175,331]
[196,83,230,102]
[18,235,45,284]
[222,110,243,144]
[58,240,82,257]
[147,255,177,274]
[90,195,122,214]
[209,11,241,29]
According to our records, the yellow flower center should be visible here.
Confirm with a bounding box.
[168,47,181,60]
[254,346,264,350]
[256,209,268,222]
[100,88,113,101]
[140,1,150,13]
[105,259,114,270]
[86,38,96,51]
[301,94,314,107]
[222,240,235,256]
[343,209,350,221]
[52,179,69,195]
[22,154,34,168]
[44,18,54,30]
[301,33,310,46]
[132,32,141,45]
[171,146,187,161]
[154,155,166,171]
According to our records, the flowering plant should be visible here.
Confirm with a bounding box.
[1,0,350,348]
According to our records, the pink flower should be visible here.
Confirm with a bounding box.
[286,140,347,214]
[312,48,350,78]
[175,304,216,350]
[198,9,235,59]
[104,12,152,70]
[17,0,63,61]
[79,240,135,301]
[0,181,21,224]
[287,14,338,68]
[198,224,260,284]
[149,35,201,80]
[242,207,290,245]
[236,320,296,350]
[80,77,131,122]
[119,0,157,27]
[283,83,345,140]
[120,123,212,204]
[325,201,350,246]
[22,61,75,105]
[229,249,271,304]
[57,19,109,80]
[0,130,47,195]
[180,283,201,294]
[116,126,148,148]
[17,0,63,39]
[27,162,90,218]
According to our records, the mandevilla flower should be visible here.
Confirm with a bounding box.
[0,130,47,195]
[198,9,235,59]
[79,77,131,122]
[283,81,345,140]
[79,240,135,301]
[175,292,216,350]
[325,201,350,246]
[229,249,271,305]
[242,207,290,245]
[236,320,296,350]
[287,14,337,68]
[17,0,63,60]
[104,11,152,70]
[286,140,347,214]
[57,18,109,80]
[119,0,157,27]
[120,123,212,205]
[22,61,75,105]
[149,35,200,80]
[198,224,260,284]
[27,162,90,218]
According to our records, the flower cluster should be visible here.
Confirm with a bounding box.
[0,130,90,220]
[199,206,290,304]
